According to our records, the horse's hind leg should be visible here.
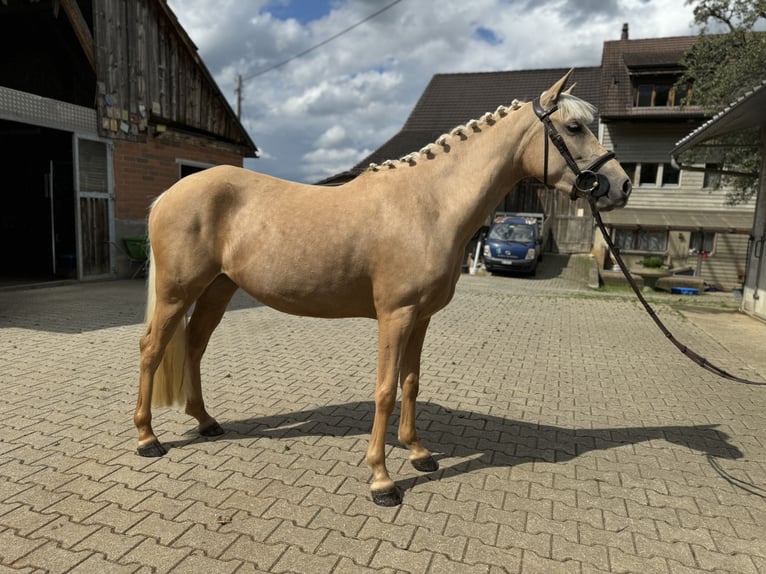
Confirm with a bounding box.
[136,297,192,456]
[185,274,239,436]
[398,318,438,473]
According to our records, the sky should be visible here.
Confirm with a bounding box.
[166,0,703,184]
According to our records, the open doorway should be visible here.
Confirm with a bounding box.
[0,120,77,285]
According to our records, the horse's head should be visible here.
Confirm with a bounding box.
[526,70,631,212]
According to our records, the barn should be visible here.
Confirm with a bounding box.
[0,0,257,285]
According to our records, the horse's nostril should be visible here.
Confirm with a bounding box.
[622,179,632,196]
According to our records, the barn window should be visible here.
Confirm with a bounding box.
[177,160,215,179]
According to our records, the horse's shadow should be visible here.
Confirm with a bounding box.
[167,400,742,493]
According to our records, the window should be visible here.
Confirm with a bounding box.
[178,160,215,179]
[703,164,721,189]
[654,84,672,106]
[620,162,680,187]
[631,75,692,107]
[621,162,637,181]
[614,228,668,252]
[635,84,655,107]
[638,163,659,186]
[633,81,676,107]
[661,163,680,186]
[690,231,715,254]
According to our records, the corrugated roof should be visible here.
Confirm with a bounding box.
[672,79,766,155]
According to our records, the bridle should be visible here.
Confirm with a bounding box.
[533,97,616,201]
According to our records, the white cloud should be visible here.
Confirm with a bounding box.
[301,146,371,182]
[167,0,701,183]
[316,125,347,147]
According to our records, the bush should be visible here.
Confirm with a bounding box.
[642,256,664,268]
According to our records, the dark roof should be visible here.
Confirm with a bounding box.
[346,66,602,178]
[321,34,713,185]
[600,35,704,119]
[622,50,687,68]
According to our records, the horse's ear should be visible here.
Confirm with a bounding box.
[563,82,577,95]
[540,68,574,107]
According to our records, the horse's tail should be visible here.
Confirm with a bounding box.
[145,245,192,408]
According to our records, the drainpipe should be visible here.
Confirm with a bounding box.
[746,127,766,306]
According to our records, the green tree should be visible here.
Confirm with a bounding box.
[677,0,766,203]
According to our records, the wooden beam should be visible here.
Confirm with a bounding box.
[59,0,96,72]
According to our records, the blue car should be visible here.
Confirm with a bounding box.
[482,215,542,275]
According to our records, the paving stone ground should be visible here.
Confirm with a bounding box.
[1,254,765,574]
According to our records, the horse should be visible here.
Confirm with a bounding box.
[133,70,632,506]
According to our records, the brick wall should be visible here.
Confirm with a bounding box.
[113,131,245,220]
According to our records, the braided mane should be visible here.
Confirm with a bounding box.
[367,93,595,172]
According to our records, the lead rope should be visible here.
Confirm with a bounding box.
[591,201,766,499]
[589,201,766,386]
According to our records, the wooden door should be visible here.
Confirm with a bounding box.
[75,136,114,278]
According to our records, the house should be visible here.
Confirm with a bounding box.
[671,80,766,320]
[327,25,754,289]
[597,29,754,291]
[0,0,257,284]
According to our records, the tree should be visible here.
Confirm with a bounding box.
[677,0,766,204]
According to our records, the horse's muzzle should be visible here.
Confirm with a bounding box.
[592,177,631,211]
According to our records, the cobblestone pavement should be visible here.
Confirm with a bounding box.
[1,255,765,574]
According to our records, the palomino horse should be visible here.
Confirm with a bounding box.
[134,70,631,506]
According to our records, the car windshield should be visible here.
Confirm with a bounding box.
[488,223,535,243]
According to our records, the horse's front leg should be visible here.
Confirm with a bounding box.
[398,318,438,473]
[367,307,415,506]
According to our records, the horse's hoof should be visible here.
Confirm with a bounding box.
[411,455,439,473]
[199,422,224,437]
[137,441,167,457]
[371,486,403,507]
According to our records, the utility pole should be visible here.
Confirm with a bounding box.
[235,74,243,119]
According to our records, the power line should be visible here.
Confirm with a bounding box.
[241,0,404,83]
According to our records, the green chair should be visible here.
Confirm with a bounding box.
[123,236,149,278]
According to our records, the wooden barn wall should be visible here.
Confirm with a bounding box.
[93,0,240,144]
[496,179,594,254]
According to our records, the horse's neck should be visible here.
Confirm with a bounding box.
[417,108,535,244]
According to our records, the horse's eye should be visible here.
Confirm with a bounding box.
[566,122,582,134]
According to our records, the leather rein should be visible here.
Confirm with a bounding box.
[532,97,765,386]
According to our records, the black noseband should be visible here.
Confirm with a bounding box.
[532,97,615,201]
